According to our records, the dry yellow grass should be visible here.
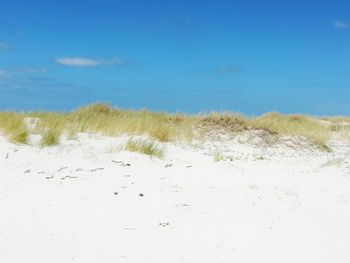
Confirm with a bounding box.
[250,112,332,148]
[322,116,350,124]
[199,112,249,133]
[41,129,60,147]
[1,103,349,149]
[0,112,28,144]
[124,138,164,158]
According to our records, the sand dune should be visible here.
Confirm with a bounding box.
[1,133,349,262]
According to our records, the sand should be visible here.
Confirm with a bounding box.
[0,132,349,263]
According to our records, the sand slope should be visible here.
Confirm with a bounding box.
[1,133,350,263]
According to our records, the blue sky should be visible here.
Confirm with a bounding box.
[1,0,350,115]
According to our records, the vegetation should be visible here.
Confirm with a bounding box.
[213,150,225,162]
[0,112,28,144]
[124,138,164,158]
[9,127,28,144]
[251,112,332,149]
[0,103,350,150]
[41,129,60,146]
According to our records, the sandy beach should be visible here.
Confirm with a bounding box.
[1,131,349,263]
[2,1,350,262]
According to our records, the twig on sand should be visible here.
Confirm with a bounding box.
[112,160,131,167]
[90,168,104,172]
[61,175,78,180]
[57,167,68,172]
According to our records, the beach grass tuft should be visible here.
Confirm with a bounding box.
[9,127,28,144]
[250,112,332,147]
[0,112,29,144]
[124,138,164,158]
[41,129,60,147]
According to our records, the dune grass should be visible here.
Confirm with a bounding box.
[250,112,332,148]
[213,150,225,162]
[1,103,349,149]
[41,129,60,147]
[322,116,350,124]
[0,112,29,144]
[29,104,195,142]
[9,127,28,144]
[199,112,249,133]
[124,138,164,158]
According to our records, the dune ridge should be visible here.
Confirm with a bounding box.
[1,104,350,263]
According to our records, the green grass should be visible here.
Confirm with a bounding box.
[0,112,29,144]
[9,127,28,144]
[41,129,60,146]
[0,103,350,149]
[124,138,164,158]
[213,150,225,162]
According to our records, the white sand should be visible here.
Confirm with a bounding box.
[1,132,350,263]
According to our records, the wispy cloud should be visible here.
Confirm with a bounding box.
[13,66,46,73]
[213,65,241,74]
[0,42,11,50]
[56,57,126,67]
[0,66,46,79]
[333,21,349,29]
[0,74,88,102]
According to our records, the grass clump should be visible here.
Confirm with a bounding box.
[213,150,225,162]
[9,127,28,144]
[0,112,28,144]
[60,103,195,141]
[41,130,60,146]
[250,112,331,147]
[149,126,171,142]
[124,138,164,158]
[200,113,249,133]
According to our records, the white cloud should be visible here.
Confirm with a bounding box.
[17,66,47,73]
[0,66,46,79]
[333,21,349,29]
[56,57,126,67]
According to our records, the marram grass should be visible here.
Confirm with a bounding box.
[0,103,349,149]
[251,112,332,149]
[41,129,60,147]
[0,112,28,144]
[124,138,164,158]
